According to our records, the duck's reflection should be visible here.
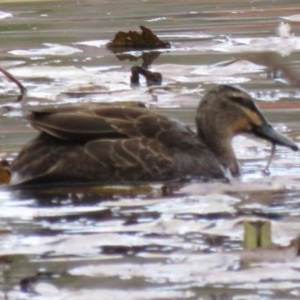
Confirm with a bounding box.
[111,50,163,68]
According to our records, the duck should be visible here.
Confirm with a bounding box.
[10,85,298,186]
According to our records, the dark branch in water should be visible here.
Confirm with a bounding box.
[130,65,162,87]
[0,66,26,102]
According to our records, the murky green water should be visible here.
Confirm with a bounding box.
[1,0,300,299]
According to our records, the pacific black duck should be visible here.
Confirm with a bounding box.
[10,85,298,185]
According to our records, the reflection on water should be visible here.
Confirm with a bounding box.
[1,0,300,299]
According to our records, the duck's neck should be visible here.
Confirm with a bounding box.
[197,126,240,177]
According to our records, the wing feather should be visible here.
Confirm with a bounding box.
[27,105,185,144]
[85,137,175,181]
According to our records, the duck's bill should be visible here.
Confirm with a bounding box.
[253,123,298,151]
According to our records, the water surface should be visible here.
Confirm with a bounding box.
[1,0,300,299]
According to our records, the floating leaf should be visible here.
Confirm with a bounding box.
[107,25,170,50]
[243,220,272,250]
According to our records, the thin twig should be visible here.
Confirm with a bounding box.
[0,66,26,102]
[263,143,276,175]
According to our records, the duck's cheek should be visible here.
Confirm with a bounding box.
[229,117,252,136]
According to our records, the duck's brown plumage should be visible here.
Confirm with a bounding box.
[11,85,298,185]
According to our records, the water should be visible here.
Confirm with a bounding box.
[1,0,300,299]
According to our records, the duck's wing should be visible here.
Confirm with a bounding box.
[84,137,175,181]
[11,135,176,185]
[28,105,179,142]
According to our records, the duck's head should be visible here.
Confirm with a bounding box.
[196,85,298,176]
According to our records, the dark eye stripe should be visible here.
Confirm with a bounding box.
[229,96,257,111]
[229,95,268,126]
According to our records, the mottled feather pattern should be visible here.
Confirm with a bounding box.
[11,85,298,185]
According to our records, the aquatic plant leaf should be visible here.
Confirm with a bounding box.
[107,26,170,50]
[243,220,272,250]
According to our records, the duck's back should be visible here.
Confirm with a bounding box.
[11,105,225,185]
